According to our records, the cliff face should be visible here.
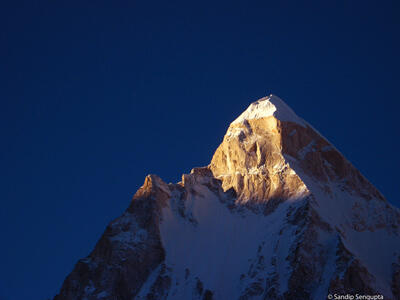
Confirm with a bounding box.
[54,95,400,300]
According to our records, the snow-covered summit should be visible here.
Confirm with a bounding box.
[232,94,306,127]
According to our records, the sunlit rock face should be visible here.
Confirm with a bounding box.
[210,111,309,205]
[210,95,383,206]
[54,95,400,300]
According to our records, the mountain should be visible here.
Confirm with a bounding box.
[53,95,400,300]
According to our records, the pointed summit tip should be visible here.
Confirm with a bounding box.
[232,94,306,127]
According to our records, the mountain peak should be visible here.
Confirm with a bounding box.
[54,94,400,300]
[211,93,385,204]
[232,94,305,127]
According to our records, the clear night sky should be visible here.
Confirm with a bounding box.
[1,1,399,299]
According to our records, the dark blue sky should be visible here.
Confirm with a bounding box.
[1,1,399,299]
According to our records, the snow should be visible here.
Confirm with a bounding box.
[159,181,296,300]
[109,228,147,245]
[225,127,244,138]
[274,220,299,294]
[232,94,306,127]
[311,232,339,300]
[298,140,316,160]
[136,264,163,299]
[108,213,148,246]
[289,129,297,136]
[283,154,400,298]
[343,228,399,297]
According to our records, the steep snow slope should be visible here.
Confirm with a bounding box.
[54,95,400,300]
[159,174,297,299]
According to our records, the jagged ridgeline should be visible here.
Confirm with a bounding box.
[54,95,400,300]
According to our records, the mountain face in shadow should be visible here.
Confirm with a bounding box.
[54,95,400,300]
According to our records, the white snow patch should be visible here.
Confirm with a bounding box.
[159,183,296,299]
[298,141,316,160]
[232,94,306,127]
[226,127,244,138]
